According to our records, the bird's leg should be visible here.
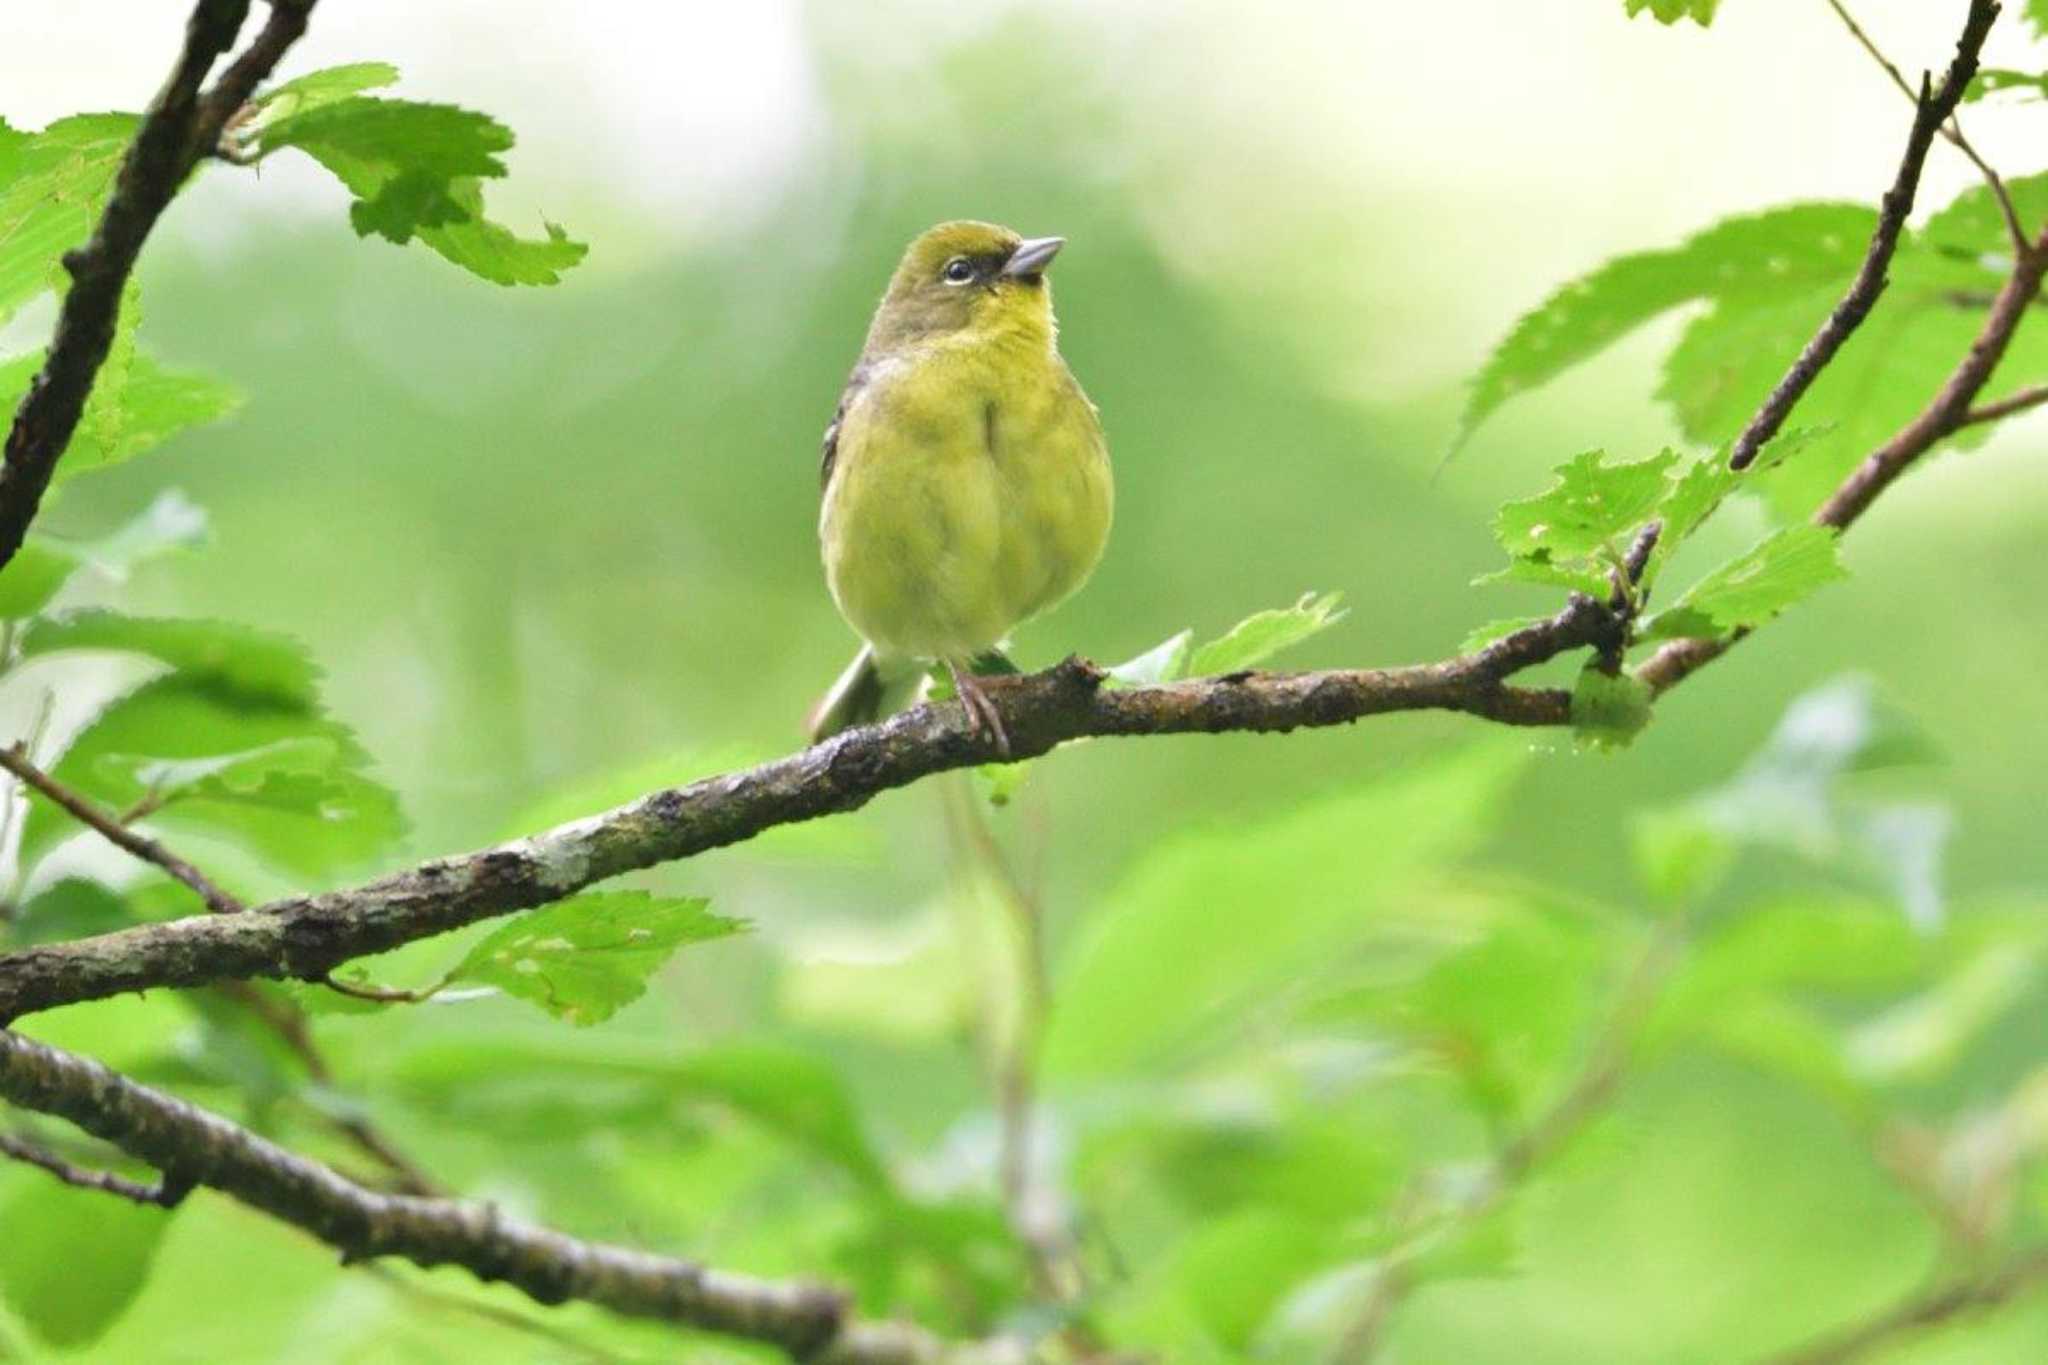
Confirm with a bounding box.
[947,657,1011,757]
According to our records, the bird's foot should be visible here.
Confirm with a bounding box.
[947,659,1011,757]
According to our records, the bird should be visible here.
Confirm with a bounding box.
[808,220,1113,755]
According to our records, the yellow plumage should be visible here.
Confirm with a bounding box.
[811,221,1113,748]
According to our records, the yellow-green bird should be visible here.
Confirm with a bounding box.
[808,221,1113,752]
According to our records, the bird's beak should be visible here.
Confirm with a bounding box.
[1001,236,1065,279]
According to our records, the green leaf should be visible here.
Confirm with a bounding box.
[1169,1209,1337,1350]
[1043,743,1525,1081]
[446,892,742,1026]
[246,63,401,125]
[1624,0,1719,23]
[1572,665,1653,751]
[0,337,241,489]
[0,113,137,327]
[16,673,401,883]
[257,95,586,286]
[10,878,133,946]
[20,612,321,707]
[1493,449,1677,564]
[1964,68,2048,103]
[0,540,81,619]
[1106,629,1193,686]
[0,1176,172,1347]
[1185,592,1345,676]
[0,491,206,621]
[1640,526,1846,639]
[2027,1,2048,40]
[1459,205,1868,447]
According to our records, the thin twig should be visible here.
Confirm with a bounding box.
[1757,1246,2048,1365]
[0,0,319,571]
[0,743,439,1194]
[0,1129,191,1207]
[1957,381,2048,427]
[1728,0,1999,470]
[0,743,242,914]
[0,1029,993,1365]
[1824,0,2028,253]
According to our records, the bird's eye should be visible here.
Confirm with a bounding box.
[941,257,975,285]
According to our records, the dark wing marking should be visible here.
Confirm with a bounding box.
[820,357,873,493]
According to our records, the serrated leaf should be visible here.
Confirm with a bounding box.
[0,340,241,487]
[0,113,137,327]
[1640,526,1845,639]
[446,892,742,1026]
[1964,68,2048,103]
[1623,0,1719,24]
[1186,592,1346,676]
[1459,205,1868,447]
[17,673,401,883]
[1494,449,1676,563]
[246,63,401,124]
[256,94,585,286]
[1572,666,1653,752]
[20,612,320,707]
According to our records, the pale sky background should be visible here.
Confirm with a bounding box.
[7,2,2044,399]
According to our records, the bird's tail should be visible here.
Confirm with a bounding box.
[805,645,1020,742]
[806,646,916,743]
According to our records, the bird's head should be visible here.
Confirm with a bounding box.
[865,220,1065,355]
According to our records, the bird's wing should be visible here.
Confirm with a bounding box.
[820,357,874,493]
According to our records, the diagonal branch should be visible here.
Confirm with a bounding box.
[1824,0,2028,253]
[1727,0,1999,471]
[1758,1245,2048,1365]
[0,1028,994,1365]
[0,0,317,573]
[0,743,242,914]
[0,597,1615,1023]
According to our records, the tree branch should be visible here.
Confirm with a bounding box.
[0,1028,1002,1365]
[1758,1246,2048,1365]
[0,598,1612,1023]
[1957,381,2048,428]
[1824,0,2028,253]
[0,0,317,573]
[1639,216,2048,693]
[0,1128,191,1207]
[0,744,242,915]
[1727,0,1998,470]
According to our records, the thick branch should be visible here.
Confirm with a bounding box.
[0,1029,990,1365]
[0,0,316,572]
[0,601,1609,1022]
[1726,0,1998,470]
[1759,1247,2048,1365]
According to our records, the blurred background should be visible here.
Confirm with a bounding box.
[4,2,2048,1361]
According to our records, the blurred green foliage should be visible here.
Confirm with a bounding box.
[2,5,2048,1363]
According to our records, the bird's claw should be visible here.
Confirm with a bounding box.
[948,664,1012,758]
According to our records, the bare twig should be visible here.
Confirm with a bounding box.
[0,743,242,914]
[0,1129,190,1207]
[0,1029,1002,1365]
[1758,1246,2048,1365]
[0,0,319,571]
[1727,0,1999,471]
[0,742,438,1194]
[1824,0,2027,253]
[1957,381,2048,428]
